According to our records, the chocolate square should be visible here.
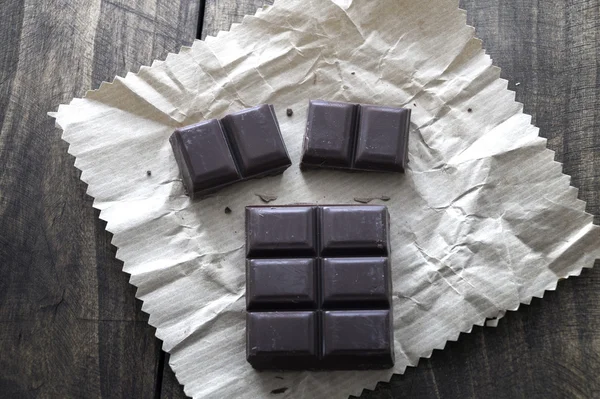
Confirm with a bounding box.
[169,120,240,194]
[246,311,319,370]
[355,105,411,172]
[246,258,317,310]
[302,100,357,168]
[222,104,291,176]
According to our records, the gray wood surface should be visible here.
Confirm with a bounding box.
[0,1,199,397]
[1,0,599,398]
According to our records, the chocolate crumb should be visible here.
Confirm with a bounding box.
[354,197,374,204]
[286,108,293,117]
[271,387,288,395]
[146,170,152,176]
[224,207,232,214]
[468,108,473,113]
[256,193,278,204]
[355,196,390,204]
[351,72,356,75]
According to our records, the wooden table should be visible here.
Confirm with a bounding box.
[1,1,599,398]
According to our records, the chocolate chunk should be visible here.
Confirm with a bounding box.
[247,311,318,370]
[170,105,291,199]
[246,206,317,257]
[322,310,393,368]
[319,205,389,256]
[245,205,394,370]
[301,100,411,173]
[321,257,391,308]
[302,100,356,168]
[246,258,317,310]
[170,119,240,195]
[221,105,291,176]
[286,108,293,117]
[355,105,410,172]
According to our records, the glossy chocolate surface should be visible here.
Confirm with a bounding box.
[245,205,394,370]
[301,100,411,173]
[170,105,291,199]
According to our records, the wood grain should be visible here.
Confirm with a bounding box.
[0,0,198,397]
[1,0,599,398]
[199,0,274,39]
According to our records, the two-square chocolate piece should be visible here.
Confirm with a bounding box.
[169,104,291,199]
[302,100,411,172]
[246,205,394,370]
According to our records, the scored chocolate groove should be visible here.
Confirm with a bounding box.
[169,104,291,199]
[245,205,394,370]
[301,100,411,173]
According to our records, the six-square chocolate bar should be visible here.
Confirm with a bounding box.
[245,205,394,370]
[170,104,291,199]
[301,100,411,173]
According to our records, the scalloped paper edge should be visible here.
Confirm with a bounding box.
[49,1,598,397]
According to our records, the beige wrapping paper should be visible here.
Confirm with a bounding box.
[51,0,600,397]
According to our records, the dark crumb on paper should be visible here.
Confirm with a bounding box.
[286,108,293,117]
[256,193,278,203]
[146,170,152,176]
[224,207,232,214]
[413,103,417,107]
[351,71,356,75]
[468,108,473,113]
[354,196,391,204]
[275,376,284,380]
[271,387,288,395]
[354,197,374,204]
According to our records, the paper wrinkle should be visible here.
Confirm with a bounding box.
[51,0,600,397]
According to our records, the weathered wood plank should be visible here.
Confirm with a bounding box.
[0,0,199,397]
[200,0,274,39]
[164,1,600,398]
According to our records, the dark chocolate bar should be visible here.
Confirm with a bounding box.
[245,205,394,370]
[170,105,291,199]
[301,100,411,173]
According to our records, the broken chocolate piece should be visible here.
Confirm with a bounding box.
[170,105,291,199]
[301,100,411,173]
[245,205,394,370]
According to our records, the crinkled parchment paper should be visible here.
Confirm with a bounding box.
[51,0,600,397]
